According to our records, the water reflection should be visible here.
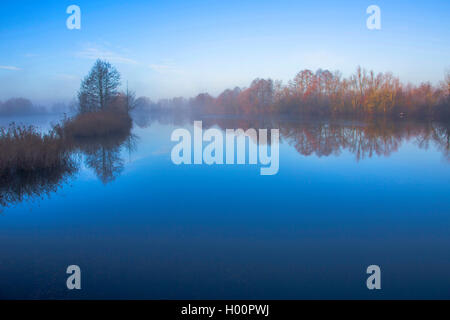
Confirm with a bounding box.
[133,111,450,161]
[279,120,449,161]
[0,128,136,212]
[69,132,137,184]
[0,161,78,213]
[1,113,449,212]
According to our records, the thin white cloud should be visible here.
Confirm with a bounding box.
[77,45,137,65]
[0,65,21,71]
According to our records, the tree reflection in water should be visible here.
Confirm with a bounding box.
[70,132,137,184]
[133,111,449,162]
[0,128,136,212]
[1,113,448,212]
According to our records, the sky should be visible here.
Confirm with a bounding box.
[0,0,449,104]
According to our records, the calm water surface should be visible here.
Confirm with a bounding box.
[0,114,449,299]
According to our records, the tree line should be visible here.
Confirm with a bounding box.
[183,67,450,119]
[0,98,47,116]
[2,62,449,120]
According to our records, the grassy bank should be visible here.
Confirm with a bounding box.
[0,111,132,173]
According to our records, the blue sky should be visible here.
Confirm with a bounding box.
[0,0,449,104]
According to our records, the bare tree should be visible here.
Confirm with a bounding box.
[78,59,121,113]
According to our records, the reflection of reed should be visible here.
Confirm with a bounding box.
[0,114,135,212]
[0,163,78,213]
[0,123,77,212]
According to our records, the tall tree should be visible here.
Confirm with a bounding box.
[78,59,121,113]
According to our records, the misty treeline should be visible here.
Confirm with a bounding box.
[0,59,135,117]
[133,67,450,120]
[203,67,450,119]
[0,98,71,116]
[4,64,449,120]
